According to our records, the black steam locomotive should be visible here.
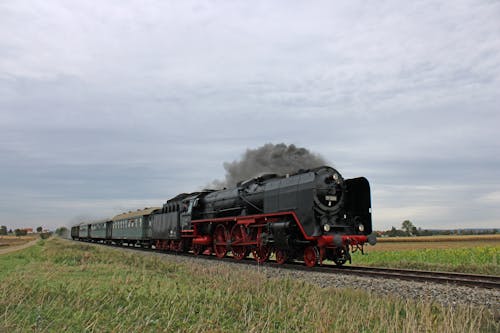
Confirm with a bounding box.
[72,166,376,267]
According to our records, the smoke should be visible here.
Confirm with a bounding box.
[67,214,109,227]
[210,143,328,189]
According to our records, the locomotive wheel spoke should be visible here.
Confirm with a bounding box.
[333,247,348,266]
[304,246,319,267]
[252,245,270,264]
[230,224,249,261]
[213,224,228,258]
[275,249,287,265]
[176,239,184,252]
[192,244,203,256]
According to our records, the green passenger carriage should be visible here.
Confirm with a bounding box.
[111,207,160,247]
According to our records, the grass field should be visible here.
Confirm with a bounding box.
[0,238,498,332]
[353,236,500,275]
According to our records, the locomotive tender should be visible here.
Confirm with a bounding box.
[72,166,376,267]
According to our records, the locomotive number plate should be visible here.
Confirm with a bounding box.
[325,195,337,201]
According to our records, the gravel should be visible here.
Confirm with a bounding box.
[100,244,500,315]
[142,250,500,311]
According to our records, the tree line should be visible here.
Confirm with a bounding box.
[379,220,498,237]
[0,225,64,238]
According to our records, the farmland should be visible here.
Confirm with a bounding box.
[0,235,38,245]
[1,238,498,332]
[353,235,500,275]
[0,235,38,249]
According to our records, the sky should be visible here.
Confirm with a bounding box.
[1,0,499,231]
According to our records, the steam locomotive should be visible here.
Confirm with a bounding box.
[71,166,376,267]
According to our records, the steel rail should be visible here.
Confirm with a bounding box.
[72,239,500,290]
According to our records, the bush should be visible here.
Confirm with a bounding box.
[14,229,27,237]
[39,232,51,240]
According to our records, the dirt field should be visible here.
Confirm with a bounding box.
[371,234,500,252]
[0,235,38,248]
[0,235,40,255]
[378,234,500,242]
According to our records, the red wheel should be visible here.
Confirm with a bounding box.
[304,246,318,267]
[252,246,270,264]
[203,246,213,256]
[275,249,287,265]
[213,224,228,258]
[175,239,184,252]
[230,224,249,260]
[192,244,203,256]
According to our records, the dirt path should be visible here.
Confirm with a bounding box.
[0,239,39,255]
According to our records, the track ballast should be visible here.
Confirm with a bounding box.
[74,239,500,290]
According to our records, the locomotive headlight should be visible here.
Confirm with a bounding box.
[333,173,339,181]
[358,224,365,232]
[323,224,331,232]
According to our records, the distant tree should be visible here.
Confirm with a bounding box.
[0,225,7,235]
[386,227,406,237]
[39,232,51,239]
[420,229,433,236]
[14,229,27,237]
[55,227,68,237]
[36,226,43,233]
[402,220,415,236]
[8,229,13,234]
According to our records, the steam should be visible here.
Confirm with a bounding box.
[211,143,328,189]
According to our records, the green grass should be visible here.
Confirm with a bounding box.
[352,246,500,275]
[0,238,498,332]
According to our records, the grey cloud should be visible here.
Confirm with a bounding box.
[0,1,499,230]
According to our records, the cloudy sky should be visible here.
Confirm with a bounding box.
[1,0,499,231]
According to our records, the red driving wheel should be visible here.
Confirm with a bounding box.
[230,224,249,260]
[213,224,228,258]
[275,249,287,265]
[303,246,318,267]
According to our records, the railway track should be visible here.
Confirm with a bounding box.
[78,240,500,290]
[211,255,500,290]
[291,264,500,290]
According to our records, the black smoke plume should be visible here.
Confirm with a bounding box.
[210,143,328,189]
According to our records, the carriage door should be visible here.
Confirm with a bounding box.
[180,198,198,231]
